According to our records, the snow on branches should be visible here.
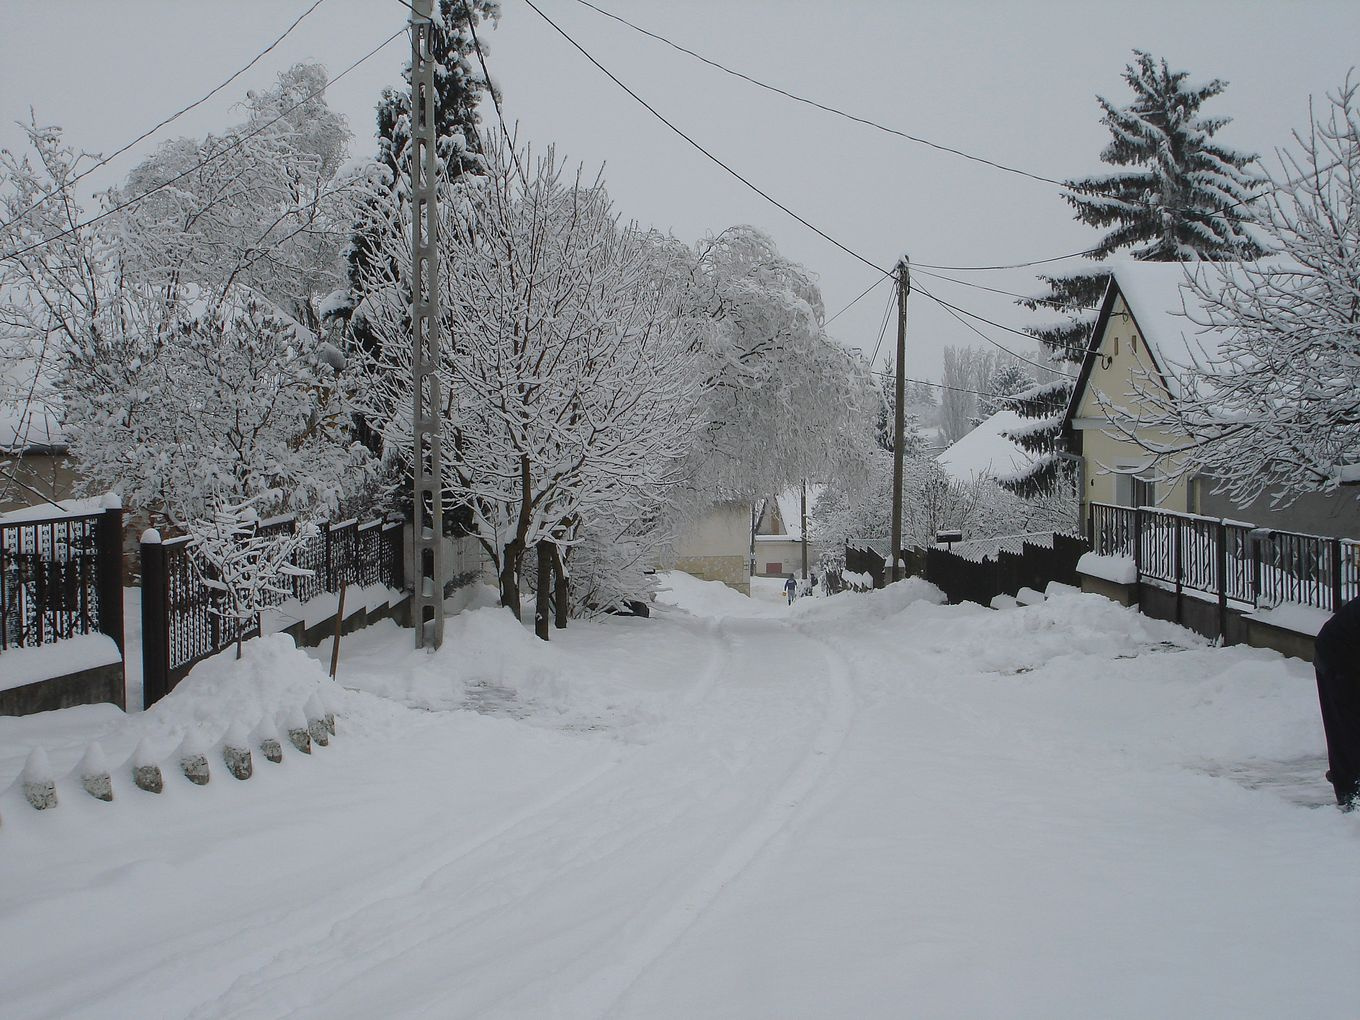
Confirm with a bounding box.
[354,136,702,622]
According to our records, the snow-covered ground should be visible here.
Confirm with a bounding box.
[1,573,1356,1019]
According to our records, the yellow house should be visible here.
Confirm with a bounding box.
[1063,261,1360,539]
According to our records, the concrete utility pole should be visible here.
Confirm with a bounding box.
[889,256,910,583]
[800,479,808,579]
[411,0,445,649]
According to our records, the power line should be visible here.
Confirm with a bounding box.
[911,266,1099,311]
[0,0,331,233]
[923,290,1090,357]
[824,270,892,328]
[461,0,533,190]
[914,280,1077,378]
[1,28,408,263]
[867,286,895,365]
[868,369,1001,399]
[521,0,887,275]
[570,0,1074,192]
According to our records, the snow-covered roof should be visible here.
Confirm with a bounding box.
[935,410,1035,484]
[1103,260,1233,398]
[0,404,66,453]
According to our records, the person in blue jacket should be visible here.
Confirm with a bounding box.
[1315,595,1360,809]
[783,574,797,606]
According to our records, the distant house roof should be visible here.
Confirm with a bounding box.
[0,404,66,454]
[936,409,1035,485]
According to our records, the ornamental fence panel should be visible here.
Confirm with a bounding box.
[0,507,124,657]
[142,514,404,707]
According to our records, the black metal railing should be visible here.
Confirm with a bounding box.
[1087,502,1358,615]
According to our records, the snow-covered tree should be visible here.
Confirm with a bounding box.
[978,362,1032,421]
[185,500,313,658]
[354,138,702,629]
[1008,50,1264,494]
[62,298,373,526]
[0,121,89,505]
[670,224,878,503]
[109,63,356,331]
[1107,78,1360,507]
[874,357,927,455]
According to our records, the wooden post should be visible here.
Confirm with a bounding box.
[140,530,169,710]
[329,581,346,680]
[889,257,910,583]
[1132,506,1143,578]
[1085,503,1095,550]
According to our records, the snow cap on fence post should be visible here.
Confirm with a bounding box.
[178,728,210,785]
[141,528,162,545]
[305,693,329,747]
[253,716,284,764]
[131,739,164,793]
[22,748,57,810]
[222,722,253,781]
[78,743,113,802]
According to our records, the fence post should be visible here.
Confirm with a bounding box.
[1251,534,1262,608]
[1331,538,1344,614]
[324,524,334,593]
[1086,503,1094,549]
[1132,506,1143,578]
[95,506,126,709]
[1172,514,1183,623]
[1216,520,1229,643]
[140,530,170,710]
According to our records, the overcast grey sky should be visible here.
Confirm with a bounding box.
[3,0,1358,380]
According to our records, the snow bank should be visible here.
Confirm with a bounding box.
[1077,550,1137,584]
[0,634,121,693]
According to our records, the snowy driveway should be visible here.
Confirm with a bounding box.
[1,575,1357,1019]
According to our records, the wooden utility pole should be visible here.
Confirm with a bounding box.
[800,479,808,579]
[889,256,910,583]
[411,0,445,649]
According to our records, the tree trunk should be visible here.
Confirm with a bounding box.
[550,543,569,629]
[534,541,552,641]
[499,540,523,620]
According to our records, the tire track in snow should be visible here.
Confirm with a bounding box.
[544,620,857,1019]
[184,616,733,1020]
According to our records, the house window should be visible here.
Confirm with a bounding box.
[1115,471,1156,508]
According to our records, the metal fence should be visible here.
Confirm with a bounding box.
[142,514,404,707]
[0,507,124,655]
[1087,502,1359,615]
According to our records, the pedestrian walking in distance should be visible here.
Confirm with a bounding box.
[783,574,797,606]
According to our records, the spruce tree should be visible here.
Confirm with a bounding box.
[1004,49,1264,498]
[340,0,499,353]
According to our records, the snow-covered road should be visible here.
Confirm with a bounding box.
[1,575,1357,1018]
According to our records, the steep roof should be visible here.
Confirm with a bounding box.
[1062,259,1237,430]
[936,409,1035,485]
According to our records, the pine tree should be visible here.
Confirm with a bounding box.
[1005,49,1264,498]
[340,0,499,353]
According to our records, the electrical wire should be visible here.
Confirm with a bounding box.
[913,280,1077,378]
[462,1,533,190]
[823,270,892,328]
[570,0,1075,192]
[911,266,1099,310]
[0,28,408,263]
[866,286,895,366]
[0,0,332,233]
[868,369,1002,399]
[521,0,887,275]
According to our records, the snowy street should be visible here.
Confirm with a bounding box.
[1,575,1356,1019]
